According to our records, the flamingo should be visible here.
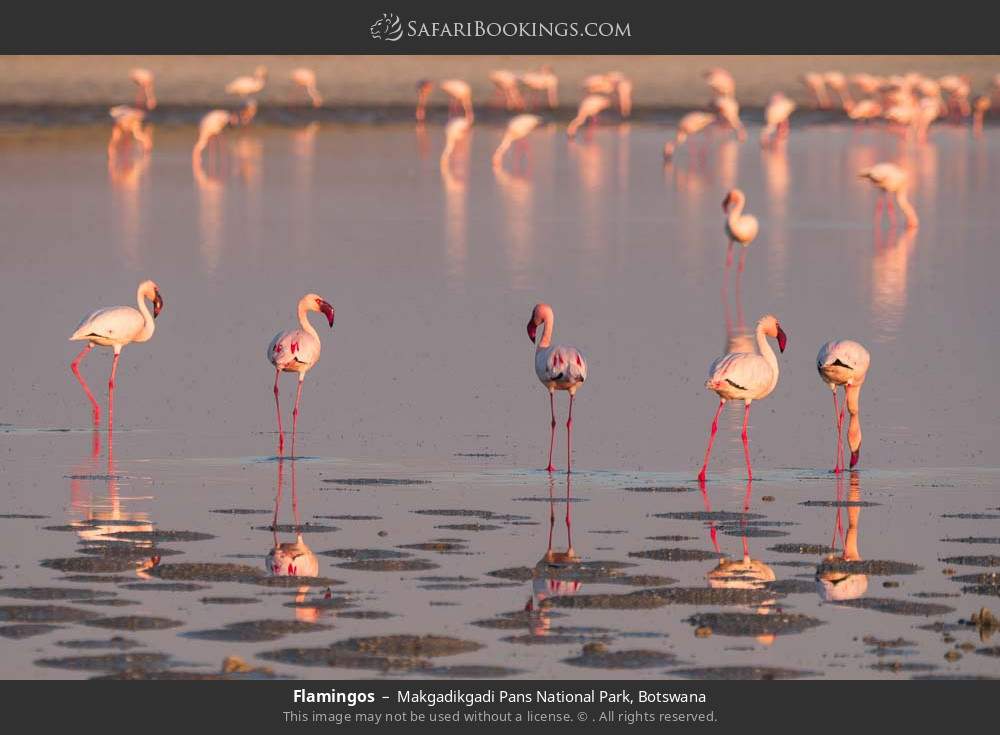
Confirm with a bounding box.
[290,67,323,107]
[722,188,759,274]
[440,116,472,168]
[802,72,830,109]
[520,67,558,109]
[846,98,882,122]
[267,294,335,455]
[489,70,524,110]
[662,111,715,159]
[107,106,152,156]
[69,280,163,432]
[859,163,918,229]
[226,66,267,123]
[416,79,473,122]
[698,314,787,481]
[823,71,854,111]
[760,93,796,146]
[817,340,870,472]
[192,109,238,163]
[703,68,735,99]
[566,94,611,137]
[584,72,631,117]
[492,113,541,167]
[850,73,884,98]
[973,95,991,135]
[527,303,588,474]
[129,68,156,110]
[713,95,746,141]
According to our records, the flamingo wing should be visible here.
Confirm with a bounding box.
[817,340,870,385]
[268,329,321,370]
[70,306,144,343]
[538,345,587,386]
[707,352,773,398]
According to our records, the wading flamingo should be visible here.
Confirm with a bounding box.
[416,79,473,122]
[440,116,472,168]
[662,111,715,159]
[566,94,610,137]
[760,93,796,146]
[69,280,163,432]
[722,188,759,290]
[802,72,830,109]
[527,303,588,474]
[290,67,323,107]
[108,106,152,156]
[129,68,156,110]
[704,68,735,98]
[520,67,558,109]
[859,163,918,229]
[226,66,267,123]
[973,95,990,135]
[817,340,870,472]
[192,109,238,163]
[492,113,541,167]
[713,95,746,141]
[489,70,524,110]
[698,314,787,481]
[584,72,632,117]
[268,294,335,455]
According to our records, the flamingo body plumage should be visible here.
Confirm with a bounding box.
[817,339,870,472]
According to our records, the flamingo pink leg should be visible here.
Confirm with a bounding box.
[566,393,575,474]
[107,352,120,436]
[832,389,844,473]
[741,402,752,480]
[698,399,726,482]
[546,391,557,472]
[71,343,100,425]
[887,195,897,228]
[273,369,285,454]
[291,378,305,456]
[546,478,555,553]
[874,194,884,225]
[564,474,573,548]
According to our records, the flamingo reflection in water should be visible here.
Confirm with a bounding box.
[815,472,868,602]
[265,456,330,622]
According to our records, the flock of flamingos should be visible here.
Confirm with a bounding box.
[89,63,997,480]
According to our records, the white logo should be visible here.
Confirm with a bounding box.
[370,12,403,41]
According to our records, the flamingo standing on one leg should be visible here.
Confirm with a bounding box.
[129,68,156,110]
[817,340,870,472]
[527,303,588,474]
[267,293,335,455]
[566,95,611,138]
[859,162,919,230]
[662,111,715,159]
[290,67,323,107]
[698,314,787,481]
[69,280,163,433]
[492,113,541,167]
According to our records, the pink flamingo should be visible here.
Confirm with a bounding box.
[859,163,918,230]
[416,79,473,122]
[492,113,541,167]
[192,109,239,164]
[703,68,735,99]
[802,72,830,109]
[713,95,746,141]
[440,116,472,168]
[290,67,323,107]
[698,314,787,481]
[69,280,163,432]
[527,303,588,474]
[662,111,715,159]
[566,94,610,137]
[760,93,796,146]
[226,66,267,123]
[267,293,335,455]
[489,70,525,110]
[108,106,152,157]
[129,68,156,110]
[817,340,870,472]
[520,67,558,109]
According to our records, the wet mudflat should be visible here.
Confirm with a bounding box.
[1,120,1000,679]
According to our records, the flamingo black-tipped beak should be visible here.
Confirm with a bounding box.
[527,319,538,343]
[722,192,733,212]
[850,447,860,469]
[153,289,164,319]
[319,300,335,328]
[776,324,787,353]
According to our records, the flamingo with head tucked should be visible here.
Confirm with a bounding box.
[527,303,588,474]
[698,314,787,481]
[268,293,335,455]
[69,280,163,433]
[817,340,870,472]
[859,162,918,229]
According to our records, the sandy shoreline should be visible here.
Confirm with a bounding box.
[0,55,996,110]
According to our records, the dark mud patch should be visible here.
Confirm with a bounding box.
[768,543,837,555]
[645,535,698,542]
[629,547,718,562]
[76,598,140,607]
[255,575,344,589]
[259,634,481,671]
[950,572,1000,585]
[253,523,339,533]
[0,513,47,519]
[424,665,520,678]
[831,597,954,616]
[42,556,158,574]
[210,508,270,515]
[871,661,938,673]
[105,530,215,542]
[319,548,410,560]
[60,575,134,584]
[767,579,817,595]
[487,561,662,588]
[397,542,467,553]
[200,596,261,605]
[322,478,430,486]
[0,587,116,601]
[816,560,922,576]
[435,523,502,532]
[57,637,143,650]
[718,526,789,538]
[942,537,1000,544]
[655,511,765,522]
[84,615,184,631]
[544,586,772,610]
[338,610,396,620]
[960,585,1000,597]
[939,555,1000,568]
[512,496,588,503]
[284,595,353,611]
[186,619,331,642]
[941,514,1000,520]
[0,623,61,639]
[668,666,815,680]
[148,562,265,583]
[337,559,439,572]
[624,486,691,494]
[471,610,568,630]
[314,515,381,521]
[412,509,530,522]
[685,612,824,636]
[911,592,961,599]
[333,635,482,657]
[799,500,880,507]
[118,581,213,594]
[77,543,182,559]
[975,647,1000,657]
[564,649,676,669]
[0,604,100,623]
[36,652,171,672]
[501,631,614,646]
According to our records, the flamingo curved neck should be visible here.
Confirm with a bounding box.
[755,322,779,379]
[297,299,320,340]
[134,285,155,342]
[727,195,745,232]
[535,317,554,350]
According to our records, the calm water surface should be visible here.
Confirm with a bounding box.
[1,120,998,678]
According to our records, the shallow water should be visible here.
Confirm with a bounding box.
[1,119,999,679]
